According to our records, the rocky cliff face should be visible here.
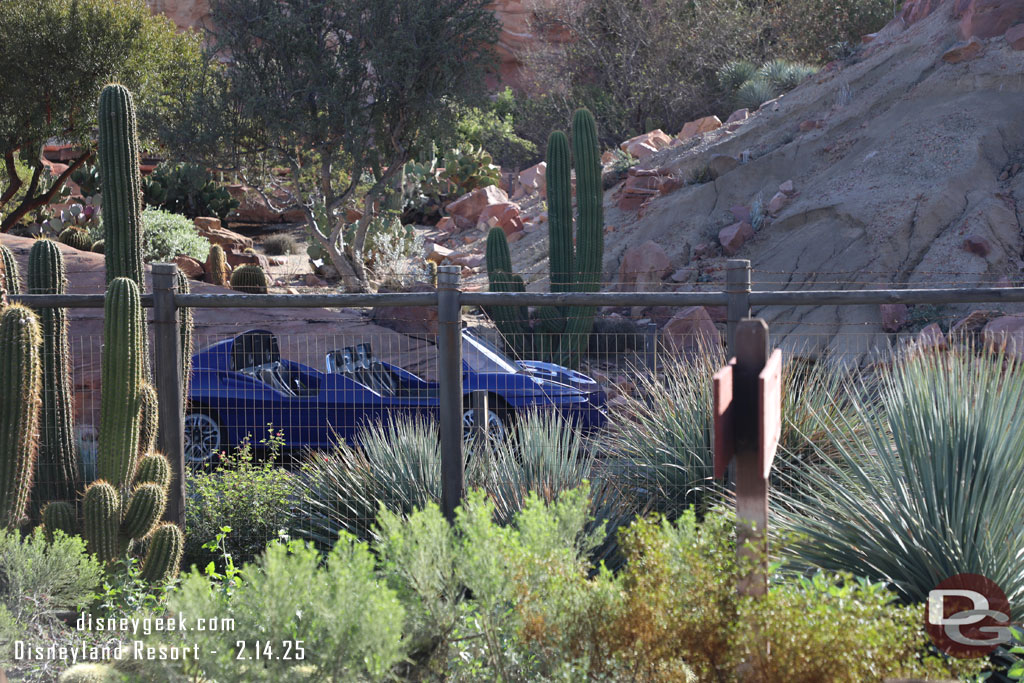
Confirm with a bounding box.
[146,0,561,91]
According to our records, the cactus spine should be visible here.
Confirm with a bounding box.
[28,240,80,515]
[230,264,269,294]
[0,244,22,295]
[484,109,605,367]
[98,85,145,289]
[98,278,145,489]
[207,244,230,286]
[0,305,42,528]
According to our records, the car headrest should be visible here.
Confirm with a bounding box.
[231,330,280,371]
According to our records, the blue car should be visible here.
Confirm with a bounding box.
[183,328,608,465]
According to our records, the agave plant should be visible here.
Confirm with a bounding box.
[759,59,817,91]
[734,78,779,111]
[717,60,758,94]
[775,345,1024,619]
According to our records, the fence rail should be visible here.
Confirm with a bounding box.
[10,258,1024,528]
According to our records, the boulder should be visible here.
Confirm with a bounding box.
[917,323,947,351]
[620,130,674,160]
[950,309,998,336]
[193,217,254,251]
[445,185,509,225]
[880,303,908,332]
[983,315,1024,359]
[730,205,752,223]
[708,154,740,179]
[942,37,985,63]
[618,240,671,291]
[725,108,749,124]
[662,306,721,354]
[425,242,454,264]
[448,251,485,269]
[670,267,694,283]
[962,235,991,257]
[718,222,754,256]
[677,116,722,140]
[958,0,1024,39]
[692,242,718,260]
[767,191,790,215]
[436,216,456,232]
[224,249,269,270]
[1006,23,1024,48]
[618,167,679,210]
[371,284,439,335]
[518,162,547,196]
[173,255,205,280]
[779,179,795,195]
[476,201,525,236]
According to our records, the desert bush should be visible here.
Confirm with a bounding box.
[449,88,539,169]
[776,345,1024,618]
[184,435,294,572]
[261,232,300,256]
[733,78,780,111]
[717,60,759,93]
[101,208,211,263]
[770,0,895,62]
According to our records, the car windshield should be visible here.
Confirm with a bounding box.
[462,332,521,374]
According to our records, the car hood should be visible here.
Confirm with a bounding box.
[517,361,602,394]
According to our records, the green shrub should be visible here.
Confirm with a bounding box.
[184,435,293,572]
[717,60,758,93]
[734,78,779,111]
[776,345,1024,618]
[451,88,539,169]
[142,163,239,225]
[262,232,300,256]
[139,208,211,263]
[758,59,817,91]
[770,0,894,62]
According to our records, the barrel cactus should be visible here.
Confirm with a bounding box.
[0,244,22,295]
[484,109,604,367]
[230,263,269,294]
[58,227,94,252]
[91,240,105,254]
[207,244,230,286]
[0,305,42,528]
[28,240,80,515]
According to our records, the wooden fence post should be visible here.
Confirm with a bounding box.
[726,259,751,357]
[151,263,186,528]
[437,266,464,523]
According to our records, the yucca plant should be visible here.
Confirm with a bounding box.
[759,59,816,91]
[774,345,1024,619]
[734,78,780,111]
[717,60,758,94]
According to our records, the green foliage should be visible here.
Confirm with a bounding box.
[450,88,539,169]
[230,263,269,294]
[142,162,239,225]
[688,163,715,185]
[733,78,780,111]
[185,436,293,572]
[439,144,501,196]
[759,59,818,91]
[776,345,1024,619]
[159,0,500,292]
[28,240,80,517]
[136,207,210,263]
[0,0,202,229]
[70,163,102,198]
[717,60,758,93]
[0,527,102,635]
[262,232,300,256]
[770,0,895,62]
[0,304,42,529]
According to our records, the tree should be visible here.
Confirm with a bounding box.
[0,0,201,231]
[162,0,499,292]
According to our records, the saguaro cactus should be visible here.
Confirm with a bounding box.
[0,244,22,296]
[0,305,42,528]
[176,270,193,404]
[230,264,269,294]
[28,240,79,514]
[484,109,605,367]
[98,84,145,289]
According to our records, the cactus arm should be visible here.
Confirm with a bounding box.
[43,501,79,542]
[121,483,167,541]
[134,454,172,489]
[0,245,22,296]
[546,130,574,295]
[175,270,193,404]
[82,481,121,563]
[141,523,183,583]
[98,85,145,289]
[137,383,158,462]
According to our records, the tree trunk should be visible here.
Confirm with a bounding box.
[0,151,93,232]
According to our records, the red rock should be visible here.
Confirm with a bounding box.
[918,323,947,351]
[1006,23,1024,48]
[799,119,824,132]
[779,179,795,195]
[962,235,991,257]
[449,251,485,268]
[942,37,985,63]
[663,306,722,354]
[950,309,997,335]
[659,177,685,195]
[677,116,722,140]
[692,242,717,259]
[436,216,456,232]
[708,154,739,179]
[371,284,438,335]
[900,0,944,26]
[718,222,754,256]
[303,273,326,287]
[880,303,908,332]
[983,315,1024,359]
[476,201,524,236]
[620,130,673,160]
[617,194,648,212]
[725,108,749,124]
[445,185,509,225]
[618,240,671,291]
[959,0,1024,39]
[173,255,205,280]
[425,242,454,264]
[506,231,525,244]
[730,205,752,223]
[862,32,878,43]
[517,162,547,196]
[225,249,269,270]
[194,217,254,251]
[767,191,789,215]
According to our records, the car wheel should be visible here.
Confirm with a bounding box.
[462,407,507,442]
[184,411,223,466]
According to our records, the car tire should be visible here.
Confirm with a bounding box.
[183,410,224,467]
[461,395,512,443]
